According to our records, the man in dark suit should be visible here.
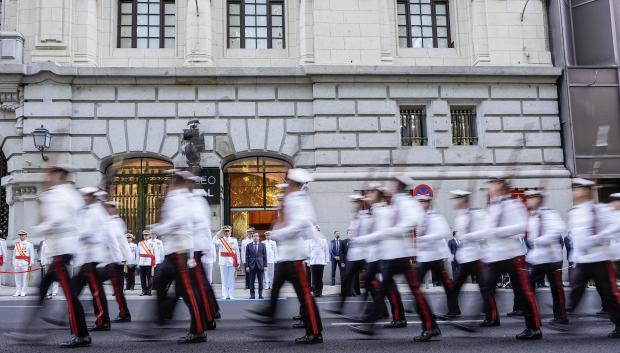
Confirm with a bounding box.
[448,232,459,280]
[245,232,267,299]
[330,231,345,286]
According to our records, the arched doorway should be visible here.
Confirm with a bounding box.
[0,152,8,240]
[224,156,290,240]
[106,157,173,237]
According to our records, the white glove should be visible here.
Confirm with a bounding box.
[187,258,197,269]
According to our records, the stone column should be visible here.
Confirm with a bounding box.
[380,0,393,62]
[185,0,213,66]
[72,0,97,66]
[471,0,490,65]
[299,0,315,64]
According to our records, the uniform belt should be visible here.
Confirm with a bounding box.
[139,253,155,267]
[15,256,30,262]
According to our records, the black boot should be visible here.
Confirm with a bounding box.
[384,320,407,329]
[206,321,217,330]
[515,328,543,340]
[479,319,500,327]
[292,315,302,321]
[59,335,92,348]
[608,327,620,338]
[507,310,524,317]
[413,328,441,342]
[113,316,131,323]
[294,334,323,344]
[88,323,111,331]
[292,321,306,329]
[177,332,207,344]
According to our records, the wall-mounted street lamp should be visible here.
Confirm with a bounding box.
[181,119,204,168]
[32,125,52,161]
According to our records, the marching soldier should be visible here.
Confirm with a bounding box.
[449,190,496,323]
[215,225,239,300]
[262,231,278,290]
[138,230,155,296]
[12,230,34,297]
[39,239,59,298]
[414,194,461,318]
[150,170,207,343]
[102,200,132,323]
[566,179,620,338]
[471,177,542,339]
[249,169,323,344]
[523,190,568,325]
[125,233,138,290]
[73,187,113,331]
[17,165,91,347]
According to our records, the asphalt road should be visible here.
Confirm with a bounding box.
[0,289,618,353]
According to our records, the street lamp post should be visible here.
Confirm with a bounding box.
[32,125,52,161]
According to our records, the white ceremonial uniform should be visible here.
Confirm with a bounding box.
[31,183,84,258]
[39,240,59,296]
[241,236,252,265]
[415,211,451,263]
[472,196,528,263]
[308,235,329,266]
[12,239,34,296]
[611,208,620,261]
[0,239,7,286]
[526,208,566,265]
[214,234,239,299]
[127,242,139,266]
[346,210,372,262]
[270,191,317,261]
[137,239,156,267]
[262,239,278,288]
[109,215,130,264]
[568,201,620,264]
[189,190,214,284]
[355,202,394,263]
[453,209,487,264]
[75,202,113,267]
[150,189,194,256]
[202,241,216,284]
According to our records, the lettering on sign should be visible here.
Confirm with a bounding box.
[199,168,221,205]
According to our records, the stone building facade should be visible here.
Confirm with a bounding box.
[0,0,570,258]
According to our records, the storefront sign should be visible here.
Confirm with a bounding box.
[199,168,221,205]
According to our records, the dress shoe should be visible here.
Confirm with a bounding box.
[294,334,323,344]
[59,335,92,348]
[479,319,500,327]
[12,293,19,297]
[292,321,306,329]
[507,310,524,317]
[177,332,207,344]
[250,295,256,300]
[608,327,620,338]
[113,316,131,323]
[206,321,217,330]
[259,295,264,299]
[384,320,407,329]
[515,328,543,340]
[292,315,302,321]
[88,323,111,331]
[548,318,569,325]
[413,328,441,342]
[214,312,222,319]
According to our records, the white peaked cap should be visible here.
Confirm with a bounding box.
[524,189,544,198]
[287,168,313,184]
[394,174,415,188]
[415,194,433,202]
[450,190,471,199]
[571,178,595,187]
[79,186,100,195]
[349,194,364,202]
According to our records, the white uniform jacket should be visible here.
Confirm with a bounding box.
[12,240,34,268]
[127,242,139,265]
[525,208,566,265]
[346,210,371,262]
[109,215,130,264]
[39,240,53,266]
[308,234,330,266]
[354,202,394,262]
[270,191,317,262]
[32,183,84,257]
[214,236,240,267]
[150,189,194,255]
[76,202,115,266]
[470,196,528,263]
[415,211,451,263]
[262,239,278,264]
[241,237,253,264]
[568,201,620,264]
[137,240,156,267]
[453,208,487,264]
[189,191,213,255]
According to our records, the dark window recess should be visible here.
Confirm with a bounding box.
[397,0,451,49]
[400,107,428,146]
[227,0,285,49]
[118,0,175,48]
[451,107,478,146]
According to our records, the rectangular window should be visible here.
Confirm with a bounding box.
[450,107,478,146]
[397,0,451,48]
[118,0,175,48]
[400,107,428,146]
[227,0,285,49]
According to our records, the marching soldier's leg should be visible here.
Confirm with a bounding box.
[591,262,620,337]
[263,262,287,318]
[384,283,407,328]
[171,253,206,343]
[568,263,590,311]
[55,256,90,347]
[480,261,500,325]
[86,263,110,330]
[108,264,131,322]
[431,260,460,316]
[398,259,439,341]
[508,257,542,339]
[156,256,177,322]
[546,262,568,323]
[291,260,322,343]
[191,253,216,328]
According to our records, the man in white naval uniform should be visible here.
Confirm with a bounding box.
[215,225,239,300]
[125,234,138,290]
[249,169,323,344]
[241,227,254,290]
[137,230,155,296]
[12,230,34,297]
[308,226,330,297]
[262,231,278,289]
[73,187,114,331]
[470,177,542,339]
[449,190,496,322]
[414,194,461,318]
[566,178,620,338]
[38,239,59,297]
[523,190,568,325]
[150,171,207,344]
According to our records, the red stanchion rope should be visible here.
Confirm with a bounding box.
[0,267,42,274]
